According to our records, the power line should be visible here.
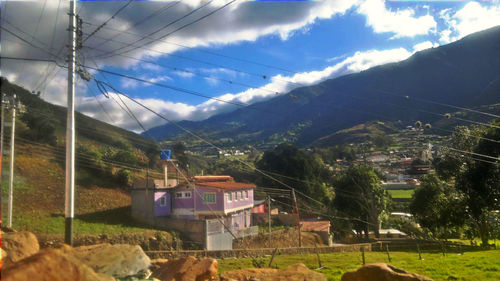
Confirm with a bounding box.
[80,63,280,114]
[82,0,133,43]
[373,88,500,120]
[94,0,215,58]
[82,19,295,74]
[82,33,301,86]
[86,0,182,50]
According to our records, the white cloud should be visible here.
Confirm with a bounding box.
[439,2,500,43]
[173,71,195,79]
[1,0,358,107]
[358,0,437,38]
[412,41,438,52]
[76,47,413,132]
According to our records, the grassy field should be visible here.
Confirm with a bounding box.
[388,189,414,199]
[218,250,500,281]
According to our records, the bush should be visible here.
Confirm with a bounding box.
[115,169,132,186]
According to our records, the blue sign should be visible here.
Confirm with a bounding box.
[160,149,171,160]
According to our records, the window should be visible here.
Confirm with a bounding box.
[175,192,183,198]
[227,192,232,202]
[239,191,242,200]
[184,192,191,198]
[159,196,167,206]
[245,190,249,199]
[235,192,239,201]
[203,193,216,203]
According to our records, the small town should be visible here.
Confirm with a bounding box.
[1,1,499,281]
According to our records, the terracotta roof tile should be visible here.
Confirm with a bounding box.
[196,181,256,190]
[194,175,233,182]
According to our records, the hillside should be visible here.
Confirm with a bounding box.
[145,25,500,146]
[0,78,164,235]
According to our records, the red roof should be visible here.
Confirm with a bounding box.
[194,175,233,182]
[300,221,330,232]
[196,181,256,190]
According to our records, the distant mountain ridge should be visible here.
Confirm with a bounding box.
[144,26,500,146]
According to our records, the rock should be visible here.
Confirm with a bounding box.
[151,258,170,271]
[2,248,115,281]
[341,263,433,281]
[153,256,218,281]
[2,231,39,265]
[1,247,7,270]
[219,263,326,281]
[69,243,151,278]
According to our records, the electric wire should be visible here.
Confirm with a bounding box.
[94,0,215,58]
[82,0,133,43]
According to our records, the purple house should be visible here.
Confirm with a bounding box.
[131,175,256,234]
[168,176,255,231]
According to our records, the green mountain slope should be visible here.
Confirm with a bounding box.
[145,25,500,147]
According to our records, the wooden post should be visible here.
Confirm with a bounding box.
[268,196,272,246]
[385,244,391,263]
[315,243,322,268]
[361,246,365,265]
[292,189,301,247]
[417,242,422,260]
[268,248,278,268]
[441,242,446,257]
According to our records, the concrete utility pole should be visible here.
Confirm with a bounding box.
[7,94,16,228]
[0,93,5,181]
[65,0,77,246]
[292,189,302,247]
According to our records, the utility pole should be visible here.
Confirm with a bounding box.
[0,93,5,181]
[65,0,77,246]
[6,94,16,228]
[268,195,272,245]
[292,189,302,247]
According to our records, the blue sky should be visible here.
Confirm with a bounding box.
[1,0,500,132]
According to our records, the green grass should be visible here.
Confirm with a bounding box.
[218,250,500,281]
[450,238,500,248]
[4,207,160,235]
[388,189,414,199]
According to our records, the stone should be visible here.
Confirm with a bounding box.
[219,263,326,281]
[69,243,151,278]
[2,231,40,265]
[153,256,218,281]
[2,248,115,281]
[151,258,170,271]
[340,263,433,281]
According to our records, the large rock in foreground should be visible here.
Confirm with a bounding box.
[341,263,433,281]
[220,263,327,281]
[153,256,218,281]
[1,231,40,265]
[2,248,114,281]
[69,243,151,278]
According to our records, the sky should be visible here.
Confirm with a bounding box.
[1,0,500,133]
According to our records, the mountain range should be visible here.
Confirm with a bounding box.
[144,26,500,147]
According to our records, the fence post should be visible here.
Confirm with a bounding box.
[417,242,422,260]
[441,242,446,257]
[361,246,365,265]
[315,243,322,268]
[385,244,391,263]
[268,248,278,268]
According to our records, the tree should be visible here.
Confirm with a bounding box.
[409,174,465,239]
[435,121,500,245]
[256,144,331,203]
[332,164,391,239]
[172,142,189,170]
